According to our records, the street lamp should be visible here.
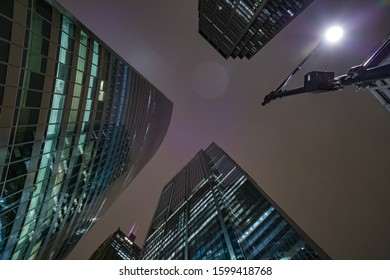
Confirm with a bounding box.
[325,26,343,43]
[262,26,344,105]
[262,28,390,107]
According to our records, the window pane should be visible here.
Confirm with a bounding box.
[19,108,40,125]
[41,20,51,39]
[15,126,36,143]
[0,0,13,18]
[24,29,30,48]
[57,63,69,80]
[6,162,28,181]
[35,0,52,21]
[40,57,47,73]
[0,86,4,105]
[26,90,42,107]
[13,142,33,160]
[0,15,12,40]
[0,40,10,62]
[29,72,45,90]
[0,63,6,84]
[41,39,49,56]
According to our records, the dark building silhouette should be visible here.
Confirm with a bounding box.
[90,228,141,260]
[198,0,313,59]
[0,0,172,259]
[142,143,329,260]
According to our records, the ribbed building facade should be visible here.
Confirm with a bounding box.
[198,0,313,59]
[90,228,141,260]
[142,143,329,260]
[0,0,172,259]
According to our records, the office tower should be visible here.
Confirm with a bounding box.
[142,143,329,260]
[198,0,313,59]
[0,0,172,259]
[90,227,141,260]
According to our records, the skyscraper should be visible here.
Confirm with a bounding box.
[90,227,141,260]
[0,0,172,259]
[142,143,329,260]
[198,0,313,59]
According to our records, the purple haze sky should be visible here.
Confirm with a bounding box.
[57,0,390,259]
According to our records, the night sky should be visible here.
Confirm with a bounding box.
[59,0,390,259]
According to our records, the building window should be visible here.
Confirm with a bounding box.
[0,15,12,40]
[0,40,9,63]
[19,108,40,125]
[25,90,42,107]
[0,0,14,18]
[0,63,7,84]
[41,20,51,39]
[34,0,52,21]
[29,72,45,90]
[0,86,4,106]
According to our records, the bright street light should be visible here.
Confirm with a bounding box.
[324,26,344,43]
[262,26,345,105]
[261,27,390,107]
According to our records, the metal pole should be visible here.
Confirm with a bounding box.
[337,64,390,86]
[263,42,322,105]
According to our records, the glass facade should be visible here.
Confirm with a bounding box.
[90,228,141,260]
[198,0,313,59]
[142,143,329,260]
[0,0,172,259]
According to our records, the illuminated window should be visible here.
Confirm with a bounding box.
[98,80,105,101]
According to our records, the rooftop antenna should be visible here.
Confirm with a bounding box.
[128,223,136,238]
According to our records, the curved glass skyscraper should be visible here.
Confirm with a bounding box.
[0,0,172,259]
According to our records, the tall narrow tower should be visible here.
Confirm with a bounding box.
[142,143,329,260]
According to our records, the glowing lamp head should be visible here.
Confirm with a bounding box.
[324,26,343,43]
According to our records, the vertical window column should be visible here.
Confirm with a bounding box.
[11,14,73,259]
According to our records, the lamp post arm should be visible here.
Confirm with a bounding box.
[274,42,322,93]
[262,87,307,105]
[335,63,390,87]
[262,63,390,106]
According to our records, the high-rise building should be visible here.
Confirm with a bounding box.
[0,0,172,259]
[198,0,313,59]
[142,143,329,260]
[90,227,141,260]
